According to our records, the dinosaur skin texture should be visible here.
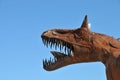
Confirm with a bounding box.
[41,15,120,80]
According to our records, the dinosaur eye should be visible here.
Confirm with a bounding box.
[56,31,67,34]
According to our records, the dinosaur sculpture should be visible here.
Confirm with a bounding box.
[41,15,120,80]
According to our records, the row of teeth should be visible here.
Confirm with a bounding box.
[42,37,73,55]
[43,57,57,67]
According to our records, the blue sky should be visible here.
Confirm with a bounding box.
[0,0,120,80]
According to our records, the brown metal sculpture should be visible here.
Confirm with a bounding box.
[41,15,120,80]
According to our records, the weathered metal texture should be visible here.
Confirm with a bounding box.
[41,15,120,80]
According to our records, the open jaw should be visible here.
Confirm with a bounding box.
[41,36,74,71]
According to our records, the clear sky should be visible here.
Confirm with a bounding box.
[0,0,120,80]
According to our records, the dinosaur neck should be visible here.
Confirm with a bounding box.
[103,56,120,80]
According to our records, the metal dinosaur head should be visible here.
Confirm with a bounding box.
[41,15,98,71]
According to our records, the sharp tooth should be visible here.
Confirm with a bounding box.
[71,51,74,56]
[52,39,55,47]
[67,49,70,55]
[52,59,54,63]
[70,45,73,51]
[52,43,54,48]
[50,57,52,62]
[53,42,55,48]
[68,49,71,56]
[62,42,64,49]
[44,39,46,45]
[58,41,60,48]
[42,38,45,45]
[46,39,48,48]
[43,59,45,65]
[49,39,52,46]
[67,48,68,54]
[48,39,51,45]
[55,42,57,50]
[48,61,50,65]
[60,44,62,51]
[45,59,47,65]
[45,39,47,45]
[65,46,67,54]
[57,41,59,47]
[43,61,46,67]
[55,57,57,62]
[50,42,53,48]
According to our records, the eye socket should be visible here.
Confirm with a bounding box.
[56,30,67,34]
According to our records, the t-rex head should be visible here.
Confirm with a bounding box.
[41,15,120,71]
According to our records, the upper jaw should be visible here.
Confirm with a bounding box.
[41,33,74,55]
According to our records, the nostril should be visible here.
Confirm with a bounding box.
[41,31,48,37]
